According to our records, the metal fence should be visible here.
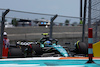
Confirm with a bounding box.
[0,8,83,45]
[0,8,81,26]
[91,0,100,43]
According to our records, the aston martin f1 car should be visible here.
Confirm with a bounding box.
[37,33,69,57]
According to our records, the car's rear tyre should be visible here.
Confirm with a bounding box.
[78,42,88,54]
[8,48,23,58]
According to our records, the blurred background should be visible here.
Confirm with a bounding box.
[0,0,100,46]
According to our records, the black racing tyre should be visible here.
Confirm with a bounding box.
[8,48,23,58]
[32,44,43,55]
[78,42,88,54]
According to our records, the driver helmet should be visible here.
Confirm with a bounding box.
[3,32,7,36]
[44,40,51,45]
[74,40,80,49]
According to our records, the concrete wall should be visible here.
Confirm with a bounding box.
[0,26,100,45]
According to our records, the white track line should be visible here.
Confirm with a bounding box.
[0,57,61,61]
[1,57,100,61]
